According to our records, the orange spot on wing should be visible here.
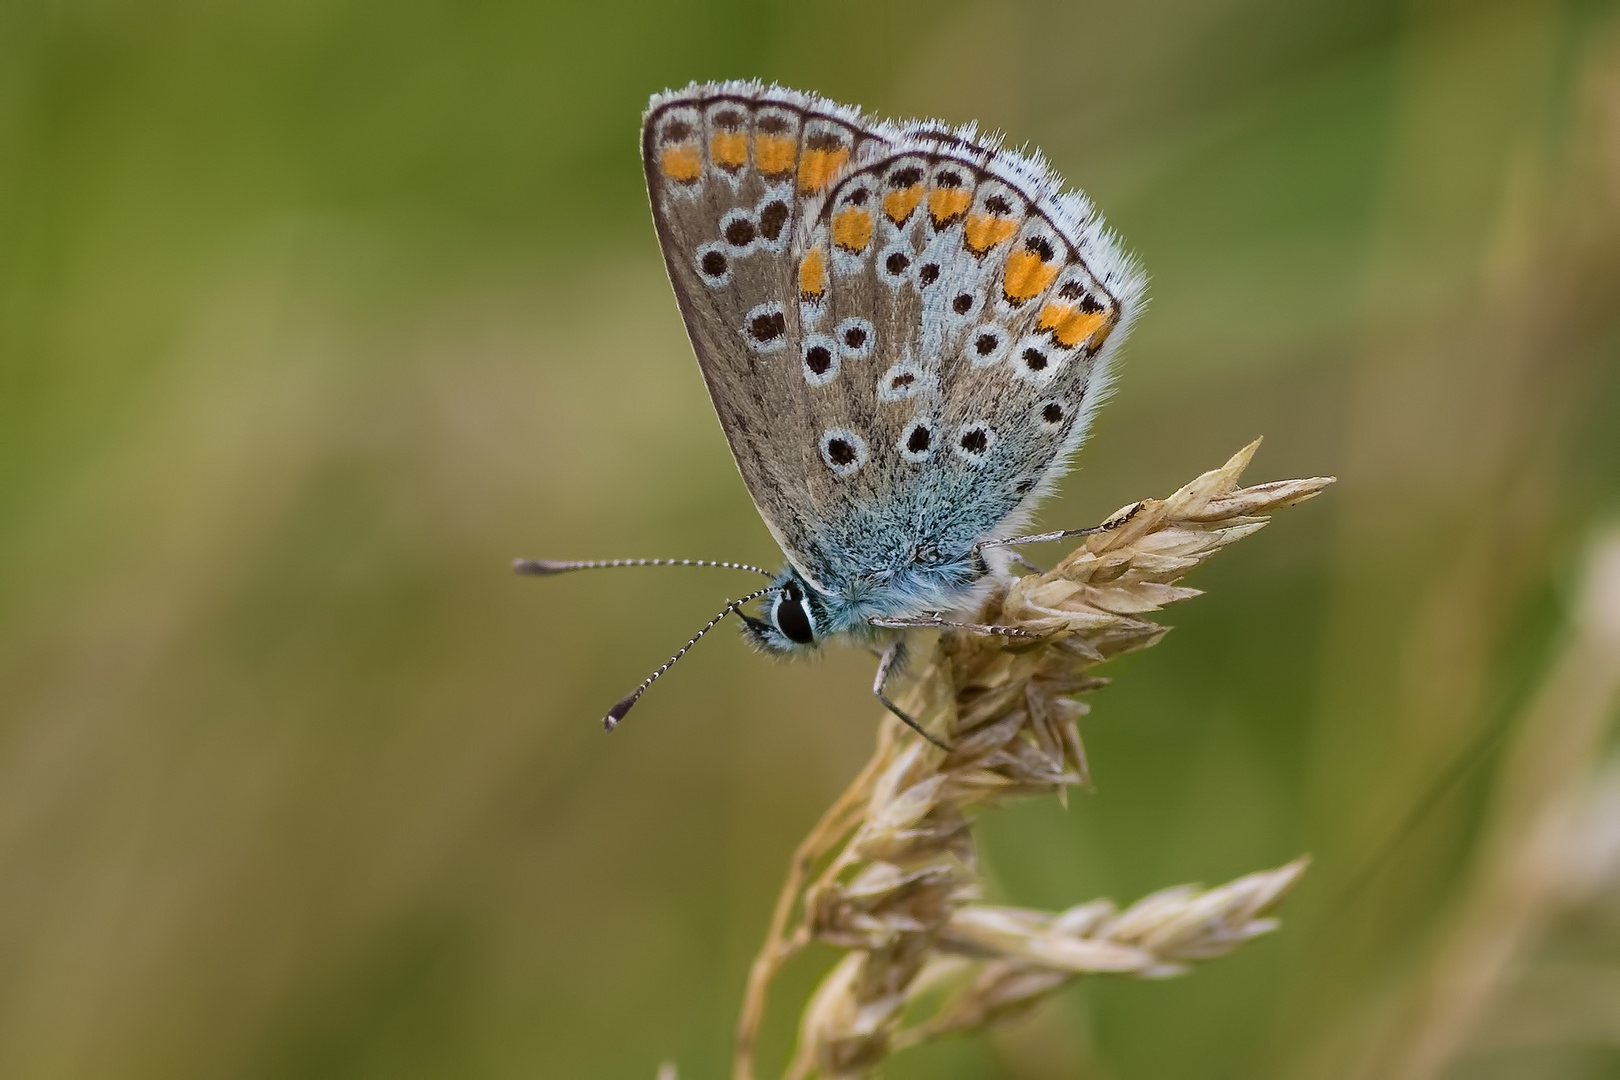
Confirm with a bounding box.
[710,131,748,170]
[1035,304,1066,330]
[963,213,1018,255]
[1087,320,1117,352]
[882,184,923,224]
[831,207,873,252]
[1002,251,1059,303]
[659,143,702,183]
[933,187,965,228]
[927,187,972,227]
[797,146,850,193]
[799,249,827,299]
[1037,304,1109,348]
[754,134,796,178]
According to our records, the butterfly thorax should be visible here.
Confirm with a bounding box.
[742,546,992,653]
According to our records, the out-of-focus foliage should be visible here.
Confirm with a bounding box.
[1,1,1617,1077]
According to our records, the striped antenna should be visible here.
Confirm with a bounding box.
[603,586,775,732]
[514,557,773,578]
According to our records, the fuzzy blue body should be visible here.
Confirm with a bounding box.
[739,438,1024,652]
[741,546,995,653]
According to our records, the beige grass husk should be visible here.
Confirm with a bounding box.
[731,442,1334,1080]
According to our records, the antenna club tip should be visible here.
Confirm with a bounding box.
[604,695,638,731]
[514,558,569,576]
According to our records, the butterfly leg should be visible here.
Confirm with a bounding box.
[1007,551,1046,574]
[873,641,950,752]
[981,501,1147,550]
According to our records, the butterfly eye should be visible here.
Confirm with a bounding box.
[774,582,816,645]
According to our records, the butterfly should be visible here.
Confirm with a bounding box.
[520,82,1145,748]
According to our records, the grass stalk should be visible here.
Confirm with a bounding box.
[733,442,1335,1079]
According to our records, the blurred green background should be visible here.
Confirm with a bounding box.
[4,0,1620,1076]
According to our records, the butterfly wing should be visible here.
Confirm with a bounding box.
[804,137,1147,566]
[643,83,1145,599]
[643,83,897,591]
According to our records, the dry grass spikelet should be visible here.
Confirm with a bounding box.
[732,441,1334,1080]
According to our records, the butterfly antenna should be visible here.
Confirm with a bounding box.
[603,586,775,732]
[514,557,774,578]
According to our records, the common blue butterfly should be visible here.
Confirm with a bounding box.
[521,83,1146,747]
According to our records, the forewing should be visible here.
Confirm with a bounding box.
[642,83,895,589]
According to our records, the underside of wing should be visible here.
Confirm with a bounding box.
[643,82,1145,599]
[643,82,896,590]
[796,136,1147,573]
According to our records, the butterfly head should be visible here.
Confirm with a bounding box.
[741,569,826,653]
